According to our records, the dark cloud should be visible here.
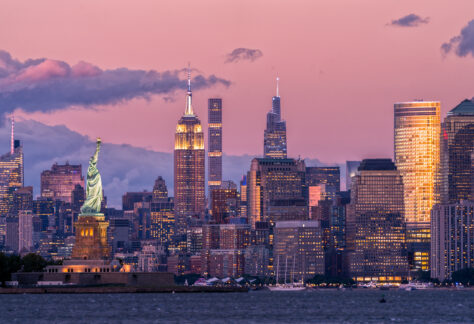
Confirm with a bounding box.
[225,48,263,63]
[0,50,230,117]
[442,20,474,57]
[0,120,325,208]
[389,14,429,27]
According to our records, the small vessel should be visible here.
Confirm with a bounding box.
[359,281,378,289]
[399,281,433,290]
[267,283,306,291]
[268,256,306,291]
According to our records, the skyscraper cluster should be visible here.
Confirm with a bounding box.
[1,74,474,284]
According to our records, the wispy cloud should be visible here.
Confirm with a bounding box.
[389,14,429,27]
[442,20,474,57]
[0,50,230,117]
[225,48,263,63]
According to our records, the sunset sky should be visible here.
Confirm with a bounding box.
[1,0,474,164]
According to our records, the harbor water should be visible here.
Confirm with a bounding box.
[1,289,473,323]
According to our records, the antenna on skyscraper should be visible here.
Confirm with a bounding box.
[276,76,280,97]
[187,62,191,92]
[10,115,14,155]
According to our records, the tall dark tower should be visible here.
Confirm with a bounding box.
[208,98,223,193]
[174,69,205,233]
[440,99,474,204]
[264,77,287,159]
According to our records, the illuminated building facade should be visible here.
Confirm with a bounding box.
[0,139,24,217]
[208,98,223,192]
[394,101,440,272]
[150,200,175,247]
[0,139,23,245]
[440,99,474,204]
[71,214,110,260]
[274,220,325,281]
[174,71,205,233]
[41,163,83,204]
[348,159,409,283]
[247,158,306,228]
[239,176,248,218]
[264,78,287,159]
[431,200,474,281]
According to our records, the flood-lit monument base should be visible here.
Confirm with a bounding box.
[71,214,109,260]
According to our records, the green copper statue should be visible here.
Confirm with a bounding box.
[80,138,103,214]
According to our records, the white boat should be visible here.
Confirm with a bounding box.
[399,281,433,290]
[268,283,306,291]
[268,255,306,291]
[359,281,378,289]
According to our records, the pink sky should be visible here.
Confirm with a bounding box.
[1,0,474,163]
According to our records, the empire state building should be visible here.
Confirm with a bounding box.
[174,71,205,233]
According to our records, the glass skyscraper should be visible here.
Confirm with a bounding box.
[0,139,24,216]
[394,101,440,272]
[264,78,287,159]
[174,71,205,233]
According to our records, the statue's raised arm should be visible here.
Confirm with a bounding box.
[80,138,103,215]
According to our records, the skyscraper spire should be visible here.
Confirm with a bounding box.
[185,64,194,116]
[10,115,14,155]
[276,76,280,97]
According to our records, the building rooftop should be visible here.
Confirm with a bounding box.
[358,159,396,171]
[448,99,474,116]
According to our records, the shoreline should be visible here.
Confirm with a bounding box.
[0,286,249,294]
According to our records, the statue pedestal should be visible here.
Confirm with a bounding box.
[71,213,110,260]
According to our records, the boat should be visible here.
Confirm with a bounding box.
[267,283,306,291]
[268,255,306,291]
[359,281,378,289]
[399,281,433,290]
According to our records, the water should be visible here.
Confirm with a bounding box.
[1,289,474,323]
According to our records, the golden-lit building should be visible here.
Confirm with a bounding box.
[174,71,205,233]
[71,215,110,260]
[348,159,409,283]
[394,101,440,272]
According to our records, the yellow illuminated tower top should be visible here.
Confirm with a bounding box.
[175,68,204,150]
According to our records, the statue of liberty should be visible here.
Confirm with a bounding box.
[80,138,103,215]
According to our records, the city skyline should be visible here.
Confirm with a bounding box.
[1,1,474,164]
